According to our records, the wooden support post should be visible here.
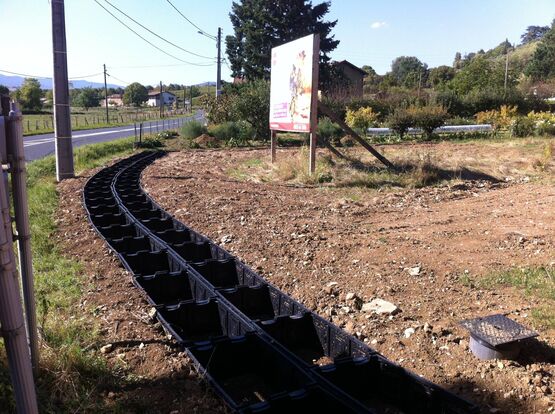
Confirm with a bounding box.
[318,102,396,170]
[308,34,320,175]
[270,130,277,163]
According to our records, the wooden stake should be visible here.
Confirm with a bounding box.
[270,130,277,163]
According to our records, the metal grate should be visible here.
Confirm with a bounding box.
[460,314,538,348]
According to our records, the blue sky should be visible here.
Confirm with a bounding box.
[1,0,554,87]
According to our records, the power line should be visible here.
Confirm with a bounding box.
[106,73,130,85]
[0,69,103,80]
[164,0,216,40]
[0,69,51,79]
[109,63,214,70]
[92,0,215,67]
[101,0,213,60]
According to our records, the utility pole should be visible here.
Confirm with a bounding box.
[216,27,222,97]
[159,81,163,118]
[51,0,74,181]
[103,64,109,123]
[504,51,509,97]
[190,85,193,112]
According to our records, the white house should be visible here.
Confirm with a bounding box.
[147,91,176,107]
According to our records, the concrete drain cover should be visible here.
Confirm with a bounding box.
[460,314,538,360]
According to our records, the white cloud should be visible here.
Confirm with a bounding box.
[370,21,387,29]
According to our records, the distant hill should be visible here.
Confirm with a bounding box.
[194,81,216,87]
[0,73,121,90]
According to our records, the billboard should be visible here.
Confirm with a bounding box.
[269,34,319,132]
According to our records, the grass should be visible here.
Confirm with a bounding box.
[470,266,555,329]
[0,137,138,412]
[228,146,448,189]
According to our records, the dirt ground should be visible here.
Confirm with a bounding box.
[137,142,555,414]
[56,162,228,413]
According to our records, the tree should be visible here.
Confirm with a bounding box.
[390,56,428,88]
[525,20,555,80]
[17,78,42,111]
[428,66,455,87]
[73,87,100,110]
[0,85,9,96]
[225,0,339,85]
[520,25,549,45]
[123,82,148,107]
[449,55,508,95]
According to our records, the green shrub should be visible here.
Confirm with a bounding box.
[181,120,207,139]
[387,107,414,139]
[409,105,448,138]
[138,136,163,148]
[155,130,178,139]
[340,135,355,147]
[345,107,380,134]
[201,80,270,140]
[317,117,343,144]
[510,116,536,137]
[208,122,241,141]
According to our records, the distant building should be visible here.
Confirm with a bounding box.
[330,60,366,98]
[147,91,176,107]
[101,94,123,107]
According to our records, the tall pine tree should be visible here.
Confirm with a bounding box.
[225,0,339,86]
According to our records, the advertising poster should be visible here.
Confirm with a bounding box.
[269,34,318,132]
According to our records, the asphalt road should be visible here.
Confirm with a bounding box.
[23,111,204,161]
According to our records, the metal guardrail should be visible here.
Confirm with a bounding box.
[367,124,493,135]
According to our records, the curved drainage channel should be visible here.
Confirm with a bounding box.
[83,150,479,414]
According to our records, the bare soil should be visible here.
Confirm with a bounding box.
[138,143,555,414]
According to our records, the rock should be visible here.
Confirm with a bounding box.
[139,342,145,350]
[362,298,399,315]
[100,344,113,354]
[408,266,421,277]
[220,234,233,244]
[345,292,356,301]
[148,307,157,320]
[423,322,433,334]
[404,327,415,338]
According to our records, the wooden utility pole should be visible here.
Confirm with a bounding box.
[216,27,222,97]
[51,0,74,180]
[159,81,163,118]
[504,51,509,97]
[103,64,109,123]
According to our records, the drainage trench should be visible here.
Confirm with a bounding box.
[83,150,479,414]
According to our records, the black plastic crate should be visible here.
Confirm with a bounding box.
[87,203,121,216]
[219,285,278,321]
[130,208,164,221]
[125,200,154,213]
[259,313,372,366]
[133,270,212,305]
[98,223,137,240]
[157,298,253,347]
[154,228,193,244]
[140,217,175,232]
[91,213,128,228]
[192,258,240,289]
[315,355,479,414]
[188,334,316,409]
[119,193,148,204]
[110,236,152,254]
[170,240,214,263]
[122,250,175,276]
